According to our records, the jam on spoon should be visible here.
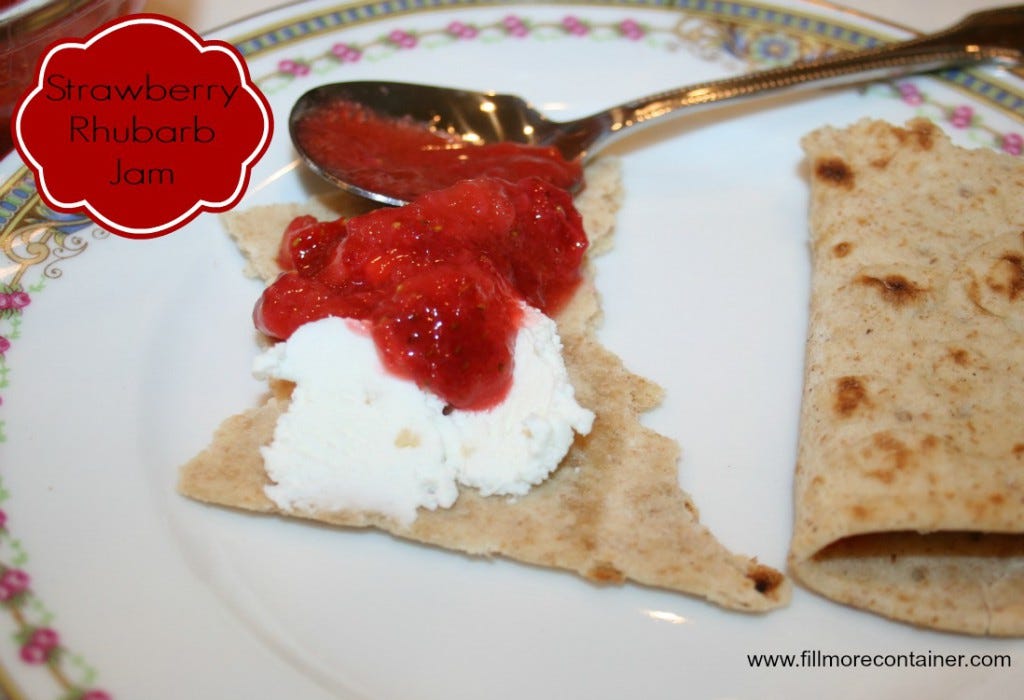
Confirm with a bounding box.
[292,97,583,206]
[289,5,1024,205]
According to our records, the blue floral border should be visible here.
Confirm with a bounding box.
[227,0,1024,119]
[232,0,888,55]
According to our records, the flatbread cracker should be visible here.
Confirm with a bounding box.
[180,159,789,612]
[790,118,1024,635]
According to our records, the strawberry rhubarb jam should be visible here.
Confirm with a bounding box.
[255,176,588,410]
[292,98,584,203]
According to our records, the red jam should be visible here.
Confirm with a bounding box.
[1,0,143,154]
[292,98,584,203]
[255,176,588,410]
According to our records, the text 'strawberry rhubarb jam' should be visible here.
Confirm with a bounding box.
[291,98,584,203]
[255,176,589,410]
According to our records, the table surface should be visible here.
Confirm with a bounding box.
[143,0,1019,34]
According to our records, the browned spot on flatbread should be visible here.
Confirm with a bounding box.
[858,273,926,307]
[1013,443,1024,458]
[965,278,985,312]
[850,505,871,520]
[832,241,852,258]
[865,470,897,485]
[986,252,1024,301]
[947,347,971,366]
[746,563,784,596]
[894,119,937,150]
[683,500,698,519]
[587,562,625,584]
[834,376,869,417]
[814,157,854,188]
[864,432,913,483]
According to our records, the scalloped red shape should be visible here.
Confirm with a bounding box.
[13,14,273,239]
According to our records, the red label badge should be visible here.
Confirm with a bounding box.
[13,14,273,239]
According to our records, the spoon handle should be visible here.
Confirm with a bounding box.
[565,5,1024,158]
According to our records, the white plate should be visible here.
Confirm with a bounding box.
[1,1,1022,698]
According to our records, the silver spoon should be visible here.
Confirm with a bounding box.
[290,5,1024,206]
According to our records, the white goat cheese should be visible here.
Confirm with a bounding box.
[254,306,593,525]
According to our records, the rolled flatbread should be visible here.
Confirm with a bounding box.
[790,118,1024,635]
[180,158,789,613]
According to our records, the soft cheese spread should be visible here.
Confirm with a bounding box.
[254,305,593,525]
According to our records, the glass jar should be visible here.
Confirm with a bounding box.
[1,0,145,155]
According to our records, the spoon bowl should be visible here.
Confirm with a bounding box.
[291,82,555,148]
[290,5,1024,205]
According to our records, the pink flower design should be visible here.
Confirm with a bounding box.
[619,19,644,40]
[9,291,29,310]
[19,628,60,665]
[19,642,50,664]
[1002,132,1022,156]
[0,568,30,599]
[446,21,478,39]
[30,627,60,650]
[0,510,7,529]
[388,29,417,49]
[897,82,922,106]
[950,104,973,129]
[562,15,588,36]
[277,59,310,76]
[331,43,362,62]
[502,15,528,38]
[82,692,113,700]
[0,336,9,355]
[0,295,10,311]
